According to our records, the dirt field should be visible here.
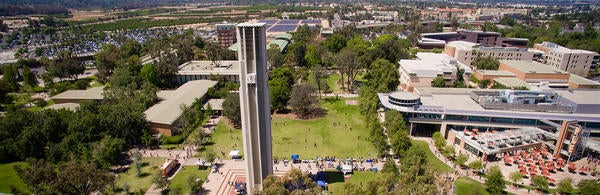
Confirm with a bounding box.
[69,9,106,20]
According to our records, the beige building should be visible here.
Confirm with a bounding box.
[399,53,471,92]
[533,42,600,76]
[445,41,534,67]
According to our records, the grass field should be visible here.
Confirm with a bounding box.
[115,157,164,194]
[0,162,29,194]
[455,176,490,195]
[168,166,210,194]
[270,97,375,159]
[327,171,379,194]
[327,73,343,93]
[207,97,376,160]
[411,140,454,173]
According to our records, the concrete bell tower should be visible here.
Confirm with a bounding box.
[236,22,273,193]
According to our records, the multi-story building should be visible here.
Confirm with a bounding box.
[216,23,237,48]
[444,41,534,67]
[378,87,600,161]
[419,30,529,49]
[398,53,471,92]
[497,60,600,89]
[533,42,600,76]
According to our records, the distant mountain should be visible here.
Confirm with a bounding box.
[1,0,194,10]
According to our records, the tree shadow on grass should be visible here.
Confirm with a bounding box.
[325,171,345,184]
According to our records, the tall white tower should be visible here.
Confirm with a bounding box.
[236,22,273,193]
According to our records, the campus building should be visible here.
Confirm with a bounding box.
[176,60,240,84]
[216,23,237,48]
[50,86,104,104]
[444,41,534,67]
[378,88,600,161]
[236,22,273,193]
[497,60,600,89]
[398,53,471,92]
[419,30,529,49]
[144,80,217,136]
[533,42,600,76]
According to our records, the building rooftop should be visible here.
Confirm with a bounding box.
[499,60,567,74]
[400,53,471,78]
[45,103,80,111]
[177,60,239,75]
[494,77,529,88]
[538,42,598,54]
[447,41,479,50]
[228,39,288,52]
[568,74,600,86]
[379,88,600,122]
[274,33,293,40]
[51,86,104,100]
[236,22,266,28]
[390,91,420,100]
[476,70,515,77]
[144,80,218,125]
[204,98,225,111]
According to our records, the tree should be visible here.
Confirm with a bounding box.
[14,158,57,194]
[2,64,19,92]
[365,59,399,92]
[335,47,361,91]
[22,65,38,87]
[381,159,399,179]
[223,93,241,127]
[468,160,484,172]
[269,78,292,113]
[577,179,600,195]
[94,44,119,82]
[373,34,410,63]
[485,166,506,194]
[261,175,290,195]
[285,42,306,67]
[385,110,411,156]
[155,52,178,89]
[472,56,500,70]
[152,171,169,191]
[205,41,223,67]
[508,171,524,186]
[321,34,346,53]
[140,63,158,86]
[431,77,446,87]
[531,175,549,192]
[432,132,446,149]
[91,136,125,169]
[482,21,499,32]
[289,83,321,119]
[442,145,455,158]
[557,178,574,195]
[267,44,284,68]
[304,44,321,68]
[455,154,468,168]
[369,120,390,157]
[47,50,84,80]
[54,160,114,194]
[398,146,439,194]
[479,79,491,89]
[310,64,327,99]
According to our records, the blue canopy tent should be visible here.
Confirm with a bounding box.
[317,180,326,187]
[291,154,300,163]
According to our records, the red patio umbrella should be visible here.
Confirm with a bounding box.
[579,167,587,172]
[547,177,556,183]
[519,166,527,171]
[518,161,525,165]
[568,166,576,171]
[520,170,528,175]
[568,162,575,167]
[529,168,538,174]
[527,159,534,163]
[557,158,565,163]
[540,166,548,172]
[504,158,512,164]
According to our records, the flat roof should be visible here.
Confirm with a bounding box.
[177,60,239,75]
[476,70,515,77]
[555,89,600,105]
[274,33,292,40]
[399,53,470,78]
[144,80,218,125]
[51,86,104,100]
[390,91,420,100]
[227,39,288,52]
[379,89,600,122]
[45,103,80,111]
[494,77,529,88]
[204,98,225,111]
[538,42,598,54]
[568,74,600,86]
[447,41,479,50]
[499,60,567,74]
[236,22,266,28]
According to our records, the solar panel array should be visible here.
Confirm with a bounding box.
[258,20,278,25]
[268,25,297,32]
[278,19,300,25]
[301,19,321,24]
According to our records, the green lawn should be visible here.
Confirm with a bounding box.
[327,171,380,194]
[169,166,210,194]
[201,120,244,159]
[208,98,376,160]
[327,73,343,93]
[0,162,29,194]
[411,140,454,173]
[455,176,490,195]
[115,157,164,194]
[271,97,375,159]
